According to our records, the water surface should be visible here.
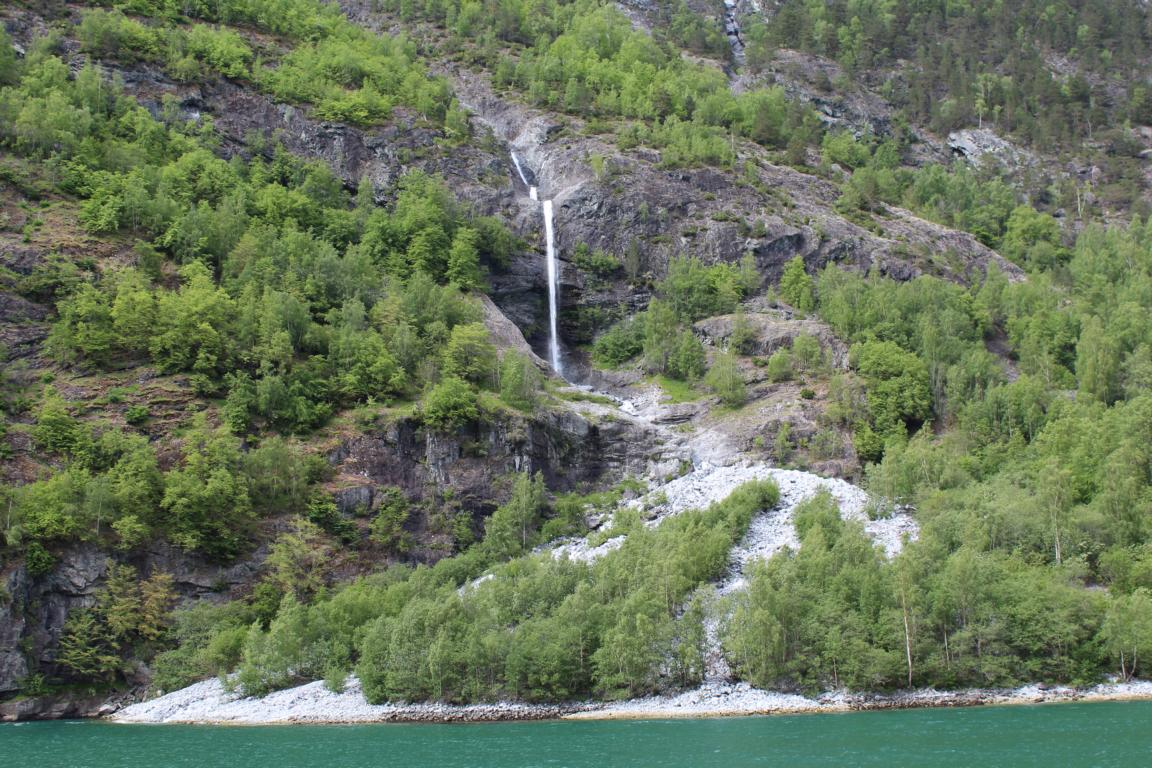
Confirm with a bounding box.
[1,701,1148,767]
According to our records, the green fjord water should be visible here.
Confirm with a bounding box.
[2,701,1150,768]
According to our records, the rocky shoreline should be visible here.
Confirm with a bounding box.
[582,680,1152,720]
[105,677,1152,726]
[109,678,594,725]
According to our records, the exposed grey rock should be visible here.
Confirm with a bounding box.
[0,540,264,699]
[694,311,848,366]
[948,128,1039,171]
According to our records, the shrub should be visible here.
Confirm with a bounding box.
[124,404,150,425]
[422,377,479,430]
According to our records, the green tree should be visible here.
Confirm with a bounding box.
[765,348,792,383]
[150,261,236,376]
[484,472,547,560]
[160,417,252,560]
[441,322,497,386]
[422,377,480,430]
[642,299,679,373]
[370,487,412,553]
[0,27,18,86]
[1100,589,1152,681]
[1001,206,1065,270]
[1076,315,1120,404]
[265,518,334,599]
[666,330,706,381]
[446,227,483,290]
[728,310,757,355]
[779,256,815,313]
[852,340,932,444]
[57,610,120,682]
[704,352,746,406]
[499,352,543,410]
[32,388,89,457]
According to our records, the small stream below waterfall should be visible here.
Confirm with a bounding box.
[723,0,745,65]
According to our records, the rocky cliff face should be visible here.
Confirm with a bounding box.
[0,540,265,702]
[325,401,675,559]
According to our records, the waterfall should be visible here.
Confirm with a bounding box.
[511,151,538,200]
[542,199,562,375]
[510,151,530,185]
[722,0,746,66]
[511,151,561,374]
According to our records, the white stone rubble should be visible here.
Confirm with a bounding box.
[113,677,583,724]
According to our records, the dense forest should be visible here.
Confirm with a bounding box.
[3,0,1152,713]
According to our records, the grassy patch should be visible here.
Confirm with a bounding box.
[556,389,616,406]
[652,375,701,403]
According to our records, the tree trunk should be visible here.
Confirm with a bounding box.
[901,587,914,688]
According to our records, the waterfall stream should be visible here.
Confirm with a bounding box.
[722,0,745,65]
[511,151,561,375]
[542,200,562,374]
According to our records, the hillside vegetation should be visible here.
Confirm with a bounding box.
[3,0,1152,711]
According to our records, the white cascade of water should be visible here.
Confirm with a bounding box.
[511,150,560,374]
[542,199,562,375]
[510,151,530,185]
[511,152,538,200]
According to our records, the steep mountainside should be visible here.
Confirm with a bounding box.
[3,0,1152,719]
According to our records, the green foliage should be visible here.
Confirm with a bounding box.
[728,310,757,356]
[124,404,150,425]
[499,352,543,410]
[704,352,746,407]
[25,542,56,576]
[792,490,843,545]
[11,0,1152,708]
[441,323,497,387]
[791,334,824,373]
[666,330,707,382]
[758,0,1134,149]
[153,480,775,702]
[58,565,176,683]
[353,479,777,702]
[779,256,814,313]
[262,32,449,128]
[56,609,120,683]
[903,164,1017,247]
[764,348,792,383]
[593,314,645,367]
[160,417,254,560]
[1001,206,1066,270]
[4,51,514,435]
[0,28,18,87]
[265,518,334,599]
[570,244,620,283]
[1101,589,1152,680]
[76,0,449,128]
[32,388,91,457]
[446,227,484,290]
[150,600,255,693]
[370,487,412,553]
[660,256,750,322]
[850,340,932,458]
[304,493,356,544]
[422,377,480,431]
[483,472,547,560]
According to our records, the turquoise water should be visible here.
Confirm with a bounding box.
[1,701,1149,767]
